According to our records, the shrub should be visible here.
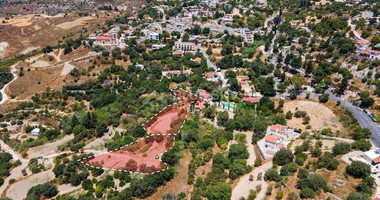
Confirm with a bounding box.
[254,157,262,167]
[273,149,293,166]
[332,142,352,156]
[264,169,281,182]
[347,192,370,200]
[280,163,298,176]
[300,187,315,199]
[316,152,339,170]
[346,161,371,178]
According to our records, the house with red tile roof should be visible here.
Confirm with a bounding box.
[203,71,218,79]
[194,101,205,110]
[198,89,212,102]
[94,34,117,46]
[256,124,299,159]
[173,51,184,56]
[192,57,202,63]
[236,75,250,81]
[364,149,380,166]
[264,135,285,152]
[242,96,260,103]
[268,124,290,137]
[355,49,380,60]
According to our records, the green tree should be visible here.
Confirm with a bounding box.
[81,112,97,129]
[273,149,294,166]
[316,152,339,170]
[206,46,213,55]
[347,192,370,200]
[346,161,371,178]
[286,111,293,119]
[318,93,329,103]
[332,142,352,156]
[228,144,249,161]
[26,182,58,200]
[264,168,281,181]
[206,183,232,200]
[217,111,229,126]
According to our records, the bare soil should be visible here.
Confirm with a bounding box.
[284,100,344,132]
[146,150,193,200]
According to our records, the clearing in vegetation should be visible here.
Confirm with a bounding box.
[85,88,201,174]
[284,100,344,132]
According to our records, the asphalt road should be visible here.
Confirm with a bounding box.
[326,91,380,147]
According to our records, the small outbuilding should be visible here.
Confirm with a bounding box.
[30,128,40,136]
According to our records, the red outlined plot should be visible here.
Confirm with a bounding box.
[83,88,202,174]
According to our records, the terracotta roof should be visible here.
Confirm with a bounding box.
[174,51,183,55]
[193,57,202,62]
[373,157,380,164]
[236,75,249,81]
[203,72,217,78]
[172,70,181,75]
[306,78,313,84]
[272,134,285,139]
[270,124,284,132]
[242,96,260,103]
[279,143,285,148]
[96,35,111,40]
[356,39,370,44]
[195,102,205,109]
[239,80,248,85]
[199,89,211,99]
[360,50,370,55]
[265,135,277,144]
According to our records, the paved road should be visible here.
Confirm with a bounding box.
[326,91,380,147]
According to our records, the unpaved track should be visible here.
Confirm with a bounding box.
[0,63,18,104]
[6,170,55,200]
[27,134,74,158]
[231,162,272,200]
[241,131,256,166]
[0,162,28,197]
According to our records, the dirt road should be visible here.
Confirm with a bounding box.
[0,161,28,197]
[0,62,18,104]
[27,134,74,158]
[6,170,55,199]
[241,131,256,166]
[0,140,20,161]
[231,161,272,200]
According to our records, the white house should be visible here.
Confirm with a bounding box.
[30,128,40,136]
[152,44,166,50]
[198,89,212,102]
[257,124,299,159]
[364,148,380,166]
[149,32,160,40]
[264,135,285,152]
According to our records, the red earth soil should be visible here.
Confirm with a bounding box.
[85,136,173,173]
[84,88,202,173]
[143,89,201,135]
